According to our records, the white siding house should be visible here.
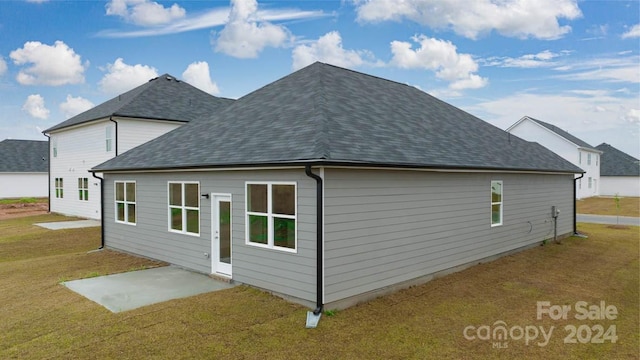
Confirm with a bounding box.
[507,116,601,199]
[43,74,233,219]
[0,139,48,198]
[596,143,640,197]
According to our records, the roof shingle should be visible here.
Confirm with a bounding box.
[44,74,234,133]
[93,63,582,174]
[596,143,640,176]
[0,139,48,173]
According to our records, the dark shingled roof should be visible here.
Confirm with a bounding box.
[0,139,48,173]
[596,143,640,176]
[525,116,598,151]
[93,63,582,174]
[44,74,234,133]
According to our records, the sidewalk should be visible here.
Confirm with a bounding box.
[576,214,640,226]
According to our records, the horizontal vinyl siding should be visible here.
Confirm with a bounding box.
[49,122,113,219]
[104,169,317,302]
[0,173,48,198]
[600,176,640,197]
[323,169,574,303]
[116,118,182,154]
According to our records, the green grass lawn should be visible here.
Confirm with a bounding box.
[0,197,47,205]
[577,196,639,217]
[0,215,638,359]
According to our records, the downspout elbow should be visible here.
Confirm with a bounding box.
[304,164,324,315]
[573,173,585,235]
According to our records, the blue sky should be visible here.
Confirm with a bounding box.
[1,0,638,157]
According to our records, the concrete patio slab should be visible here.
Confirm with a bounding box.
[35,220,101,230]
[62,266,235,312]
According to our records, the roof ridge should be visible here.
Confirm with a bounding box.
[111,75,168,114]
[314,63,330,160]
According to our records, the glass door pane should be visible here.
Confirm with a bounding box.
[219,201,231,264]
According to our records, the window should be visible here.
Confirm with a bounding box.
[578,152,581,164]
[55,178,64,198]
[168,182,199,235]
[106,125,113,152]
[491,180,503,227]
[246,182,296,251]
[588,177,592,189]
[78,178,89,201]
[578,178,582,189]
[53,139,58,158]
[596,155,598,166]
[115,181,136,225]
[587,153,592,165]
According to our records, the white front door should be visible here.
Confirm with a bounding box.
[212,194,232,277]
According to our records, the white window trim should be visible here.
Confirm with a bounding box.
[168,181,200,236]
[115,181,136,225]
[78,177,89,201]
[491,180,503,227]
[55,177,63,198]
[587,153,592,165]
[245,181,297,253]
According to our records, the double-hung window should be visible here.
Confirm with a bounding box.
[106,126,113,152]
[115,181,136,225]
[78,178,89,201]
[491,180,503,227]
[55,178,64,198]
[168,182,200,235]
[587,153,592,165]
[246,182,296,251]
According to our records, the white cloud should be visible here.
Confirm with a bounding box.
[354,0,582,40]
[484,50,561,68]
[182,61,220,95]
[552,55,640,84]
[0,57,7,76]
[9,41,86,86]
[471,91,639,138]
[292,31,380,70]
[106,0,186,26]
[99,58,158,94]
[97,6,324,38]
[213,0,291,58]
[22,94,49,119]
[59,95,94,119]
[622,24,640,39]
[390,35,487,90]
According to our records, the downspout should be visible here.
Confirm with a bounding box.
[109,116,118,156]
[91,172,105,249]
[573,173,585,235]
[305,164,324,315]
[43,133,51,213]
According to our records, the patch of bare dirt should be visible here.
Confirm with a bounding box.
[0,202,49,220]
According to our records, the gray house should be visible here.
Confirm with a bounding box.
[0,139,48,198]
[93,63,582,311]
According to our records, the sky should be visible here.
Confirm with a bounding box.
[0,0,638,158]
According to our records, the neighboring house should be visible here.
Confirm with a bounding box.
[595,143,640,197]
[0,139,48,198]
[507,116,601,199]
[43,74,233,219]
[93,63,582,311]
